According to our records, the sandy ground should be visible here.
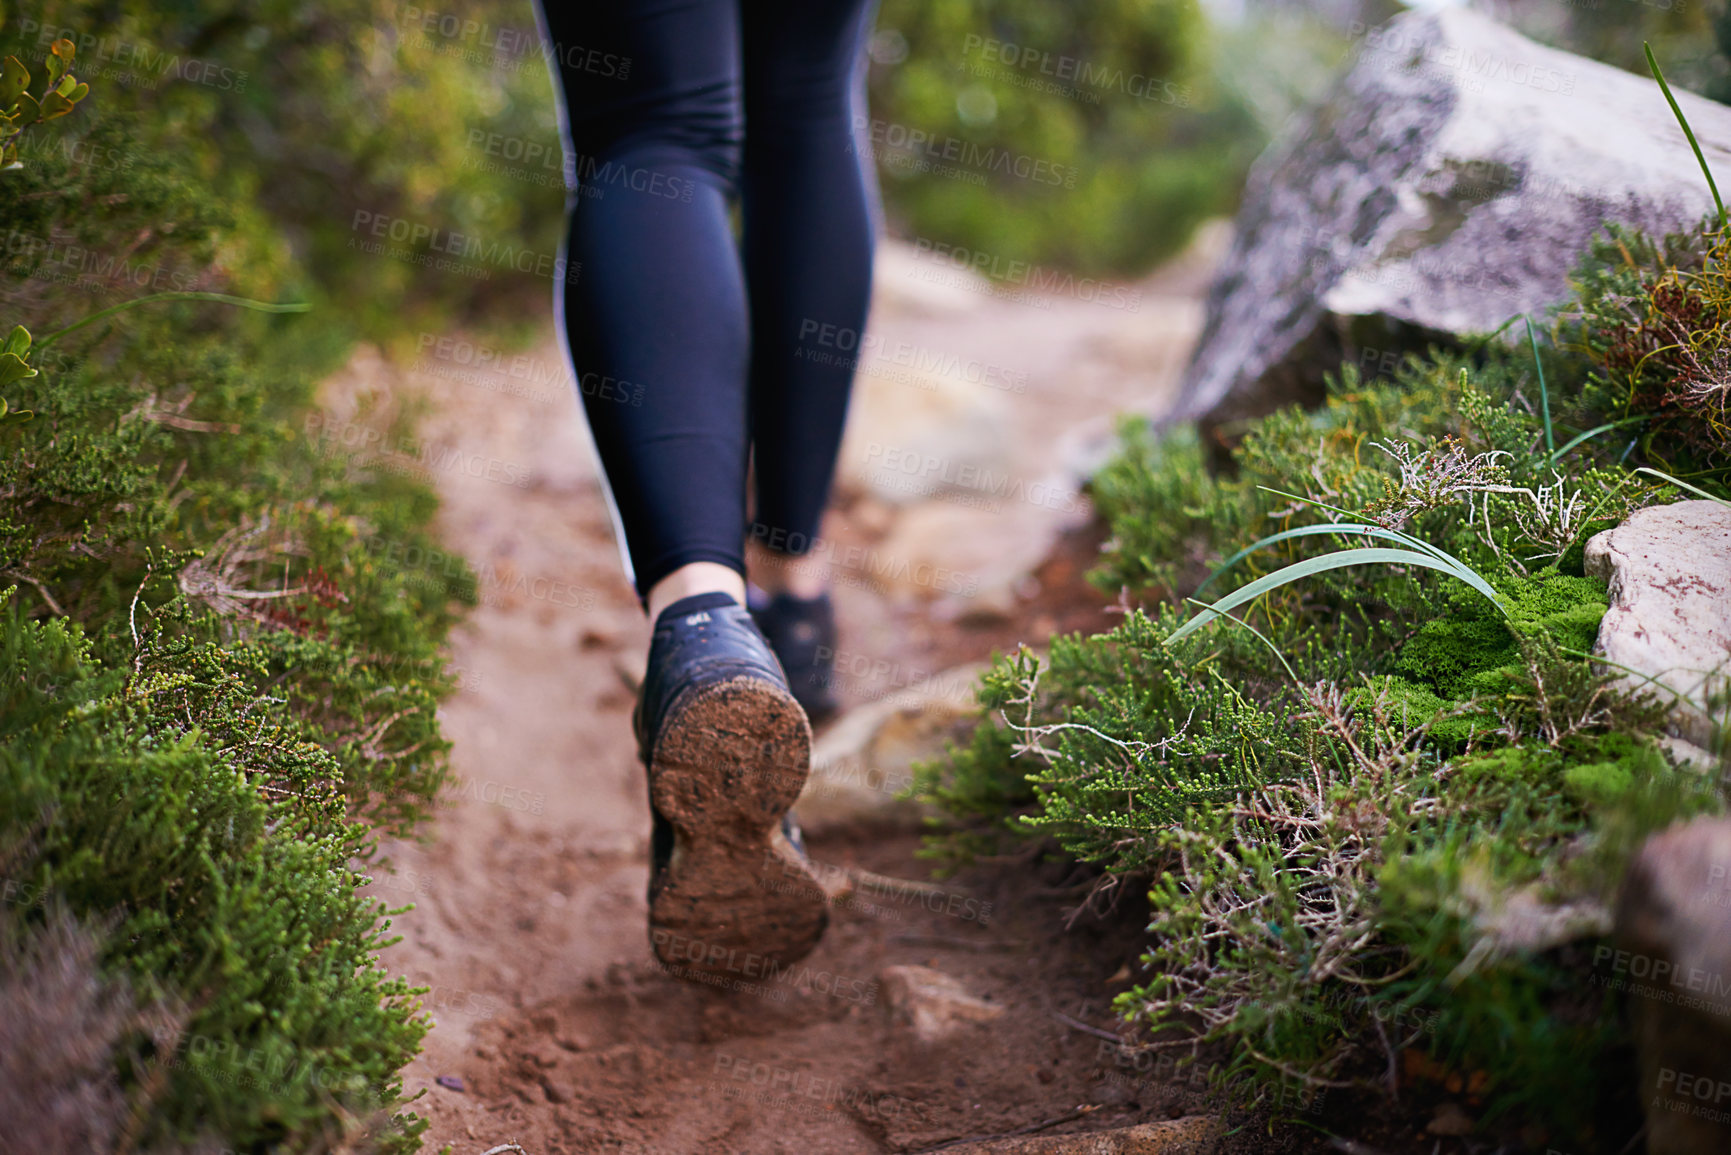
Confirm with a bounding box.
[333,234,1253,1154]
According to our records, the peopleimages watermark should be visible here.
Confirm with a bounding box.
[1346,20,1576,96]
[907,237,1142,312]
[960,34,1194,109]
[1,877,50,910]
[305,412,534,490]
[1591,944,1731,1009]
[748,523,978,597]
[20,21,248,91]
[362,527,601,613]
[461,129,698,202]
[396,5,633,80]
[812,647,979,709]
[797,320,1028,393]
[11,131,136,172]
[650,929,880,1004]
[415,981,504,1021]
[1333,250,1521,302]
[413,332,641,407]
[396,6,538,59]
[168,1035,363,1097]
[709,1053,908,1124]
[859,442,1082,515]
[760,849,993,925]
[2,227,200,293]
[441,774,546,815]
[852,116,1078,188]
[1096,1039,1326,1115]
[1651,1066,1731,1127]
[349,210,580,284]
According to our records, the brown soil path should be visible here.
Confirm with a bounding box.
[336,235,1239,1154]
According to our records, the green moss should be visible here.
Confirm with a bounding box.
[1396,570,1608,701]
[1565,760,1636,804]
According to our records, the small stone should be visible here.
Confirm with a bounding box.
[435,1074,465,1092]
[793,665,991,833]
[848,496,897,536]
[578,626,617,650]
[1426,1102,1473,1137]
[612,650,647,694]
[879,964,1006,1043]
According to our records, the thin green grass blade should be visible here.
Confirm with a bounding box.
[36,291,312,349]
[1252,486,1482,571]
[1166,547,1507,645]
[1470,314,1525,352]
[1180,597,1300,684]
[1635,466,1731,511]
[1646,42,1726,229]
[1199,522,1451,595]
[1525,315,1555,457]
[1549,415,1648,465]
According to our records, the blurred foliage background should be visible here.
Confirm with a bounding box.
[863,0,1268,275]
[6,0,567,347]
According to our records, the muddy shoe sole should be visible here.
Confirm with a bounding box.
[647,674,829,980]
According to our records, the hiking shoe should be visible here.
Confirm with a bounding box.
[634,591,829,980]
[747,587,840,722]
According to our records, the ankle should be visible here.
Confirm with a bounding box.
[747,542,829,601]
[646,562,746,622]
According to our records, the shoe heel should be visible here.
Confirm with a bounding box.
[647,676,829,973]
[649,676,810,828]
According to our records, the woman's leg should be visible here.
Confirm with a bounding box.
[738,0,879,593]
[540,0,751,613]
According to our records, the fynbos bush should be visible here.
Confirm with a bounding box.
[917,217,1731,1139]
[0,3,537,1149]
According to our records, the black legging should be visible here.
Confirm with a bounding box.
[539,0,878,601]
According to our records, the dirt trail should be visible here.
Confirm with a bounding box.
[339,235,1228,1154]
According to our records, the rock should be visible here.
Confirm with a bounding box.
[1584,500,1731,753]
[871,236,992,317]
[1662,737,1721,774]
[833,357,1014,509]
[1173,7,1731,442]
[934,1116,1218,1154]
[611,649,647,694]
[874,495,1085,614]
[1615,816,1731,1155]
[1426,1101,1474,1137]
[879,964,1005,1042]
[793,666,990,833]
[1053,415,1126,492]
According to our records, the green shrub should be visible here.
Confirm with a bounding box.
[916,219,1731,1137]
[2,598,429,1150]
[0,5,528,1149]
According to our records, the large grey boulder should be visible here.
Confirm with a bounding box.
[1173,6,1731,441]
